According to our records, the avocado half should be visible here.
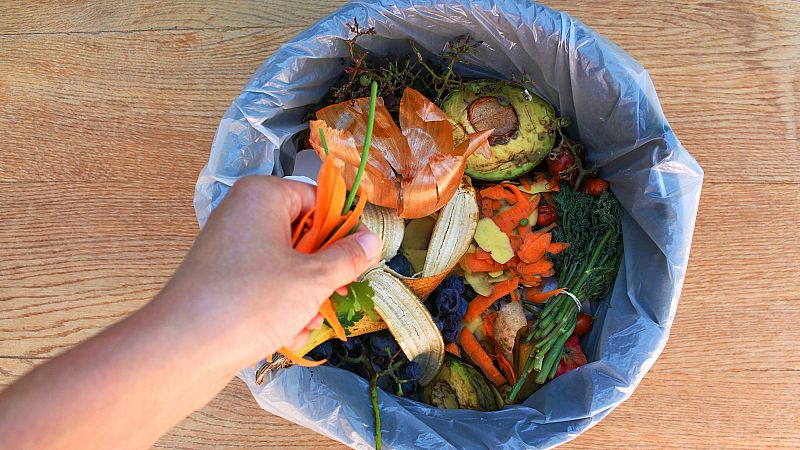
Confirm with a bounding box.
[441,80,556,181]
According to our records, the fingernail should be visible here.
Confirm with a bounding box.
[356,231,382,261]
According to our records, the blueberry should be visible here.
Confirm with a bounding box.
[371,354,389,372]
[387,254,413,277]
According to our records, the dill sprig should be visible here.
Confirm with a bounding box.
[509,187,623,401]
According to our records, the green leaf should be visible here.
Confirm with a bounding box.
[330,280,377,329]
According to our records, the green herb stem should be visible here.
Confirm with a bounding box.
[318,128,330,156]
[342,80,378,214]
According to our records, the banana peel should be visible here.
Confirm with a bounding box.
[262,178,479,387]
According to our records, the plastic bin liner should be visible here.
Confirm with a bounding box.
[193,1,703,448]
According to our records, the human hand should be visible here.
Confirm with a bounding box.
[154,176,382,367]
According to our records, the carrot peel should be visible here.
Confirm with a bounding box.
[459,328,506,387]
[464,278,520,322]
[319,298,346,341]
[497,350,517,384]
[525,288,566,304]
[279,346,326,367]
[445,341,461,357]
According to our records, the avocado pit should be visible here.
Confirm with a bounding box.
[467,96,519,146]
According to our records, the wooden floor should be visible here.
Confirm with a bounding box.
[1,1,799,448]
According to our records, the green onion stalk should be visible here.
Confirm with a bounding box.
[508,186,624,402]
[319,80,383,447]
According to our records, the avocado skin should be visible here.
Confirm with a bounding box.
[422,355,503,411]
[442,80,556,181]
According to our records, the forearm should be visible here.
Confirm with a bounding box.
[0,176,379,449]
[0,284,260,449]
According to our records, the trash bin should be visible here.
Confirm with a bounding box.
[194,1,703,448]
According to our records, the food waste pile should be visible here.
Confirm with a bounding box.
[257,21,624,448]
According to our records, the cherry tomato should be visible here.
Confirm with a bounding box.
[547,142,576,184]
[581,178,610,197]
[573,313,593,336]
[536,204,557,226]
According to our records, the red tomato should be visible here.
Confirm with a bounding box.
[536,204,557,226]
[582,178,609,197]
[555,335,588,377]
[573,313,593,336]
[547,142,576,184]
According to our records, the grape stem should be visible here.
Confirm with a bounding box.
[366,362,382,450]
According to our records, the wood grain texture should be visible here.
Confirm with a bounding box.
[0,0,798,184]
[1,0,799,449]
[0,1,348,35]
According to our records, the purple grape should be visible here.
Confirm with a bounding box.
[342,335,363,352]
[377,374,395,392]
[442,316,461,344]
[371,354,389,372]
[307,341,332,361]
[455,297,467,320]
[399,380,418,396]
[434,317,444,331]
[440,276,465,294]
[435,288,460,315]
[369,330,400,356]
[402,361,421,381]
[387,253,413,277]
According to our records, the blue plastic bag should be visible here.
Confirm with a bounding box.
[193,1,703,448]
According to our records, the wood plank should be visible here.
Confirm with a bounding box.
[0,357,40,387]
[1,1,799,448]
[0,181,196,357]
[1,1,798,184]
[564,365,800,449]
[2,354,797,449]
[547,0,800,186]
[0,1,348,35]
[0,28,301,183]
[156,378,347,449]
[0,357,346,449]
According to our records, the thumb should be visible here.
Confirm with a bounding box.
[314,226,382,288]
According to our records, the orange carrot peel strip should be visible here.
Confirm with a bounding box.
[483,310,497,338]
[459,328,506,387]
[493,185,533,234]
[518,231,552,263]
[445,341,461,357]
[290,157,350,340]
[464,278,520,322]
[279,346,326,367]
[463,252,504,273]
[497,349,517,384]
[292,207,315,246]
[525,288,566,304]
